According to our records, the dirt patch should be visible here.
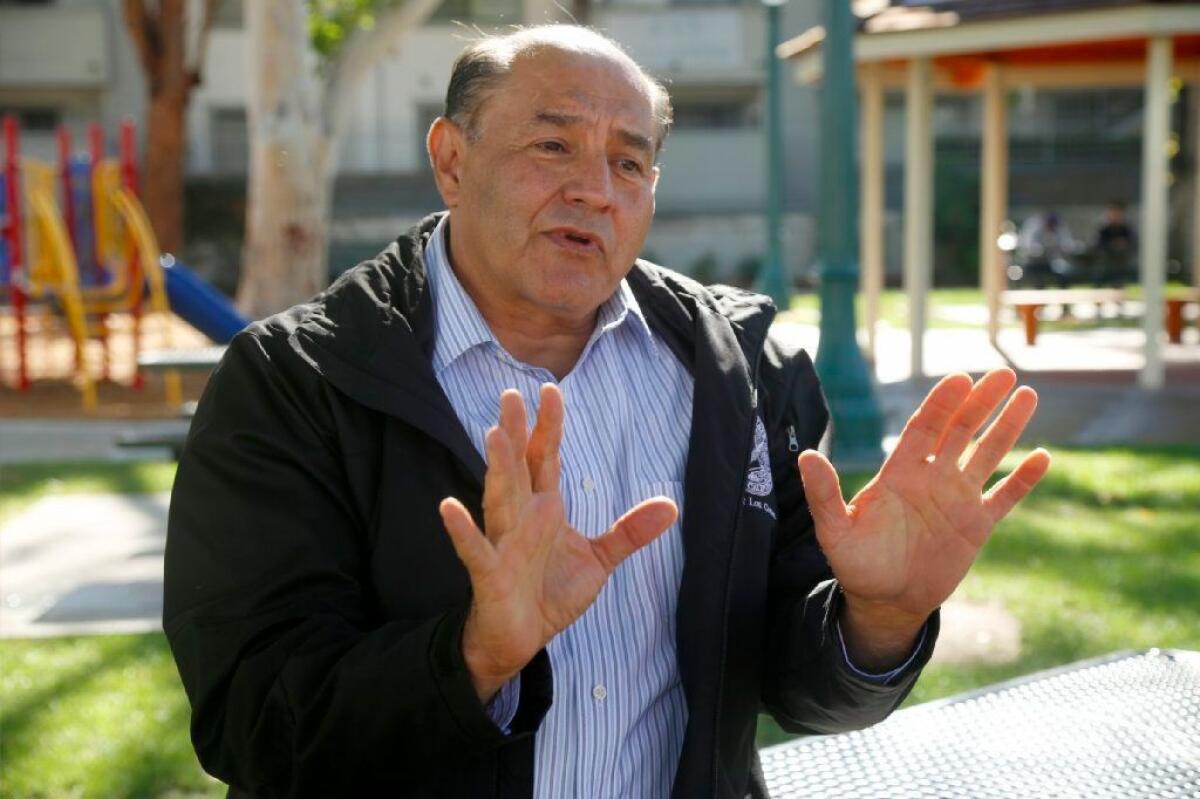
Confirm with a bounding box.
[931,597,1022,666]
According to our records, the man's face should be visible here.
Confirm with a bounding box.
[430,47,660,323]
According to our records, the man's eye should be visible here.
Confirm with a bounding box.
[536,141,566,153]
[617,158,644,175]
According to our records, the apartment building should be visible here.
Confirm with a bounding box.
[1,0,1167,286]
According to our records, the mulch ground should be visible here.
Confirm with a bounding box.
[0,308,212,420]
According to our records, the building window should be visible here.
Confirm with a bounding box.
[0,107,60,132]
[210,107,248,175]
[670,100,757,130]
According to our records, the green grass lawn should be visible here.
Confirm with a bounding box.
[1,449,1197,794]
[785,287,986,329]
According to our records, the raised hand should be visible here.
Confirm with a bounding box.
[439,383,678,702]
[797,368,1051,669]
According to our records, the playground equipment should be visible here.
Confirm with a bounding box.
[0,116,247,410]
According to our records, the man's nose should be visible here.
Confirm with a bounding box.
[562,153,614,210]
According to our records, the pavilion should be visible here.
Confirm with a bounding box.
[780,0,1200,389]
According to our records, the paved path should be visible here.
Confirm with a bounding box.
[1,492,169,638]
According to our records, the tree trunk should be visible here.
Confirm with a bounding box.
[237,2,334,319]
[123,0,198,256]
[143,87,188,255]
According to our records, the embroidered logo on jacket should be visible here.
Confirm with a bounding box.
[744,416,777,520]
[746,416,773,497]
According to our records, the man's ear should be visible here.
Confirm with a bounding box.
[427,116,468,208]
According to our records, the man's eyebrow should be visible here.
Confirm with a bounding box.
[532,110,655,157]
[533,110,584,129]
[615,128,655,158]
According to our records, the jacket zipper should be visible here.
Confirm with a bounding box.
[786,425,800,453]
[711,343,767,798]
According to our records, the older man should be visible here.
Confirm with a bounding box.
[165,25,1049,799]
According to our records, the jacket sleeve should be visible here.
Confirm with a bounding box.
[756,338,939,735]
[163,329,551,797]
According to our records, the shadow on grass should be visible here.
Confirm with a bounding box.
[0,633,219,798]
[979,516,1200,616]
[88,697,220,799]
[0,635,166,762]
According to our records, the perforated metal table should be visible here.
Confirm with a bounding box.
[760,649,1200,798]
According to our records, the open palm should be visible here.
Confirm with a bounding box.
[799,369,1051,628]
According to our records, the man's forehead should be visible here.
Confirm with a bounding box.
[508,49,653,117]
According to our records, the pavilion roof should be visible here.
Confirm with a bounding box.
[782,0,1200,73]
[856,0,1190,31]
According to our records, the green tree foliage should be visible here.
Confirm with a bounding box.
[309,0,392,60]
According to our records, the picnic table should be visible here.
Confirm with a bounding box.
[760,649,1200,798]
[117,347,227,457]
[1166,288,1200,344]
[1002,288,1126,345]
[138,346,227,373]
[1003,288,1200,345]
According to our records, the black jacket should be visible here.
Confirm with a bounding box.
[165,214,937,798]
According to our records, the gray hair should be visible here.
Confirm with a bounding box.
[444,25,673,154]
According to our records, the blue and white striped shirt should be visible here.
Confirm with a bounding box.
[424,215,922,797]
[426,216,694,797]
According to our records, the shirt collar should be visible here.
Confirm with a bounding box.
[425,215,497,375]
[424,214,656,376]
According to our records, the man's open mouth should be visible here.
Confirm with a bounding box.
[547,228,602,253]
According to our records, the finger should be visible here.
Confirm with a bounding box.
[797,450,851,547]
[886,373,974,468]
[591,497,678,573]
[983,448,1051,523]
[933,368,1017,464]
[527,383,564,494]
[439,497,498,576]
[498,390,531,496]
[482,425,528,539]
[963,386,1039,485]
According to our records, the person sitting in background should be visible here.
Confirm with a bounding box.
[1018,211,1079,288]
[1093,201,1137,287]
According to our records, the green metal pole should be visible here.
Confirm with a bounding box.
[759,0,789,307]
[814,0,883,467]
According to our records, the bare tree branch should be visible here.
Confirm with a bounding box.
[187,0,223,88]
[321,0,443,138]
[122,0,161,82]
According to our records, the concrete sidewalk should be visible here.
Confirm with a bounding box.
[1,492,169,638]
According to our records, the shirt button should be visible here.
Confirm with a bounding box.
[582,477,595,494]
[592,684,607,701]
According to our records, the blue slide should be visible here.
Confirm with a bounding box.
[160,255,249,344]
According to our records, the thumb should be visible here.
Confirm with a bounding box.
[592,497,678,573]
[798,450,850,546]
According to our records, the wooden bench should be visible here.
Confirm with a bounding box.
[1002,288,1128,345]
